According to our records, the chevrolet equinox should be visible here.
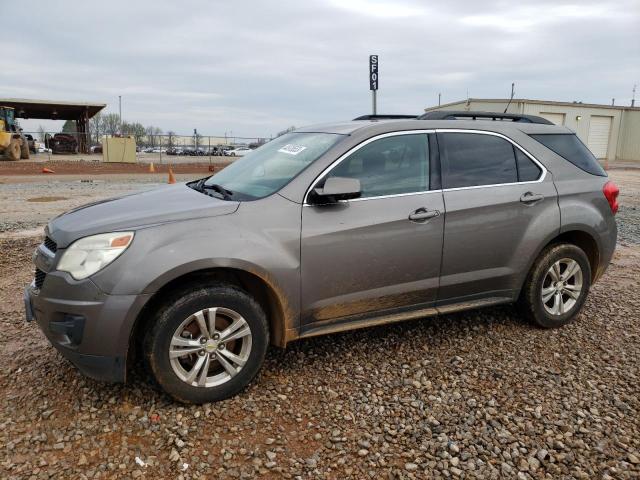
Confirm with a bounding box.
[25,111,619,403]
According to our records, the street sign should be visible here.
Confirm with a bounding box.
[369,55,379,91]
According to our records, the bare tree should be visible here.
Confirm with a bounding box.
[129,122,146,145]
[102,113,121,136]
[145,126,156,147]
[37,125,46,142]
[89,113,104,145]
[166,130,176,147]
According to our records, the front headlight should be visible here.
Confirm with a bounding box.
[57,232,134,280]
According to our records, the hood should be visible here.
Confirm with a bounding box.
[49,183,239,248]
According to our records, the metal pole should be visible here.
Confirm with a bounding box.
[118,96,122,134]
[438,93,441,106]
[372,90,377,115]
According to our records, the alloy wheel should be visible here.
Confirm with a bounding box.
[541,258,583,316]
[169,307,252,387]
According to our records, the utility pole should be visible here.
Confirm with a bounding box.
[438,93,441,106]
[118,96,122,134]
[632,84,637,107]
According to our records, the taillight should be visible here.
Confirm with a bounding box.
[603,181,619,215]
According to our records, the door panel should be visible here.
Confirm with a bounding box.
[301,192,445,325]
[437,131,560,303]
[438,181,559,301]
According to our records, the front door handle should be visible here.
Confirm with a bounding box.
[520,192,544,204]
[408,208,440,222]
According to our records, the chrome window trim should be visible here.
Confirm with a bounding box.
[302,128,548,205]
[435,129,547,192]
[303,130,435,205]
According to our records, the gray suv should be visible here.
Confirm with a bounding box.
[25,111,619,403]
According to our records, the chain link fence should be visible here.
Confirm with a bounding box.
[18,131,268,164]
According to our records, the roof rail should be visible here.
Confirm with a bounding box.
[353,114,417,121]
[418,110,553,125]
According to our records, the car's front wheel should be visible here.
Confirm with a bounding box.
[144,284,269,403]
[520,243,591,328]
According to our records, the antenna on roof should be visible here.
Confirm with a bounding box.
[504,82,515,113]
[632,84,637,107]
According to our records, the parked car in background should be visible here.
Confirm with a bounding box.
[225,147,252,157]
[25,112,618,403]
[46,133,78,154]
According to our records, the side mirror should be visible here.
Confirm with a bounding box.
[309,176,361,204]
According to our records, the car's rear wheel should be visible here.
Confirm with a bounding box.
[144,285,269,403]
[520,244,591,328]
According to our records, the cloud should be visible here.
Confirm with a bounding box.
[3,0,639,137]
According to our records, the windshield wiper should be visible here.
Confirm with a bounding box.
[203,183,234,201]
[188,176,212,193]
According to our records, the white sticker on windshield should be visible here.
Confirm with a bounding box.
[278,144,307,155]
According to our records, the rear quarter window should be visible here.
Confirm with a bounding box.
[530,134,606,176]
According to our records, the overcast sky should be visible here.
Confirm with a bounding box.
[5,0,639,138]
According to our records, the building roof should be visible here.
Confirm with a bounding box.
[0,98,106,120]
[425,98,640,112]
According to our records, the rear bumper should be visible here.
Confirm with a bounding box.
[24,275,149,383]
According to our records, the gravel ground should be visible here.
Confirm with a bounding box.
[1,169,639,479]
[0,174,202,233]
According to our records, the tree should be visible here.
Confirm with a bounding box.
[37,125,46,142]
[102,113,121,136]
[89,113,104,144]
[145,126,156,147]
[128,122,146,145]
[166,130,176,147]
[61,120,76,134]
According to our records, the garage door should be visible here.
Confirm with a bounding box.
[587,116,612,159]
[539,112,565,125]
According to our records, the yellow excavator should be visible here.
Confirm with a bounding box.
[0,106,29,160]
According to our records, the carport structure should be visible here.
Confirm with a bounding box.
[0,98,106,154]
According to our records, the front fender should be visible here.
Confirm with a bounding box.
[91,195,302,338]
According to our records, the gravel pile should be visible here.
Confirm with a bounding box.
[1,235,639,479]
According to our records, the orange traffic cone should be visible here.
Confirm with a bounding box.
[148,162,155,173]
[42,167,55,174]
[168,168,176,184]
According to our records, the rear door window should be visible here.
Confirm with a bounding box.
[439,133,518,188]
[515,148,542,182]
[530,133,606,176]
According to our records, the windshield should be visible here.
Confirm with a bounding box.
[204,132,345,199]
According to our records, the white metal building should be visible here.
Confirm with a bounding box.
[424,99,640,163]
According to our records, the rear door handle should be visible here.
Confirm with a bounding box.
[520,192,544,204]
[408,208,440,222]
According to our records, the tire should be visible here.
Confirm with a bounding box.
[144,284,269,403]
[4,139,21,160]
[519,244,591,328]
[20,138,30,159]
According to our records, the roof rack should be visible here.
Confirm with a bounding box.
[353,114,417,121]
[418,110,553,125]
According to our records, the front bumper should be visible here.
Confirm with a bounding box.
[24,272,149,383]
